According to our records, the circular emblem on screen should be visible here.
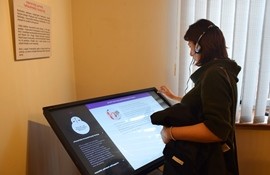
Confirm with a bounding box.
[71,116,90,134]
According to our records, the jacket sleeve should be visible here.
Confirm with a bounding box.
[201,67,233,141]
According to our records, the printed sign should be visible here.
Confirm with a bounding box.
[13,0,51,60]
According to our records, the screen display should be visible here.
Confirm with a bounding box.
[43,88,170,175]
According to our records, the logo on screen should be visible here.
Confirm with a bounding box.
[71,116,90,134]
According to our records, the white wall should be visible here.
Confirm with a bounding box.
[72,0,178,99]
[0,0,75,174]
[236,126,270,175]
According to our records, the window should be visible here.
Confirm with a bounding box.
[176,0,270,124]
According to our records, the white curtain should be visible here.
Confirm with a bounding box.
[177,0,270,124]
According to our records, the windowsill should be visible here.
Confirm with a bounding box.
[236,123,270,130]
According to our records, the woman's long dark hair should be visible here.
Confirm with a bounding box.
[184,19,229,66]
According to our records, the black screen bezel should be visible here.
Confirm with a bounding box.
[43,87,171,175]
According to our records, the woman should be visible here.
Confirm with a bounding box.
[159,19,241,175]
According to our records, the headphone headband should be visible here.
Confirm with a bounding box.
[194,24,215,53]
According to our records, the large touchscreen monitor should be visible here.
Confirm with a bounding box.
[43,87,171,175]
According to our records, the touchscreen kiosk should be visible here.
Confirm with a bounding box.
[43,87,171,175]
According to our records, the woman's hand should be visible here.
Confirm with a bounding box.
[158,86,181,102]
[158,86,174,98]
[160,126,171,144]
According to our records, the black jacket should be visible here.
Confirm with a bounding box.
[151,59,241,175]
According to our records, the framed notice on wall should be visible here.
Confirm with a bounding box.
[13,0,51,60]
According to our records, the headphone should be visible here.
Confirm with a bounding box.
[194,24,215,54]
